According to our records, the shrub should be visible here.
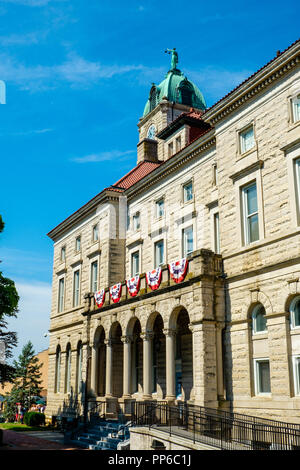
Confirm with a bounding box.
[24,411,45,427]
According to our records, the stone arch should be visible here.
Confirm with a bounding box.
[109,321,123,398]
[285,294,300,329]
[76,340,83,395]
[170,306,193,401]
[93,326,106,397]
[245,290,273,321]
[64,342,72,394]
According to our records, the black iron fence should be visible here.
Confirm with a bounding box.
[131,401,300,450]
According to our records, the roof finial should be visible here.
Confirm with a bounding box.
[165,48,178,70]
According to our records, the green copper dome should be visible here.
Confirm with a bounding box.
[143,50,206,117]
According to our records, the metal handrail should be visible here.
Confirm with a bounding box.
[131,401,300,450]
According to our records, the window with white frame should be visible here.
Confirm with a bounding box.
[60,246,66,262]
[133,212,140,231]
[131,251,140,276]
[168,142,174,157]
[290,296,300,329]
[75,235,81,252]
[252,304,267,334]
[213,212,220,254]
[182,226,193,257]
[242,181,259,245]
[91,260,98,292]
[183,181,193,202]
[176,136,182,152]
[295,158,300,218]
[58,277,65,313]
[292,95,300,123]
[254,358,271,395]
[293,356,300,396]
[93,224,99,242]
[240,125,255,154]
[154,240,164,267]
[156,198,164,218]
[73,269,80,307]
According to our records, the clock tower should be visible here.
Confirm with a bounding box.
[137,50,206,164]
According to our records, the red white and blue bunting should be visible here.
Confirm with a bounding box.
[94,289,105,309]
[168,258,188,283]
[126,275,140,297]
[109,283,122,303]
[146,267,162,291]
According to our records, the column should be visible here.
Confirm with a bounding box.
[163,328,176,401]
[121,335,133,398]
[141,332,153,399]
[89,343,98,397]
[216,323,225,400]
[105,339,113,397]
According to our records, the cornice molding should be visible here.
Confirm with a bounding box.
[203,44,300,125]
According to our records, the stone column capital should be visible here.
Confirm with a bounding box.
[104,338,113,347]
[140,331,154,341]
[163,328,177,337]
[121,335,133,344]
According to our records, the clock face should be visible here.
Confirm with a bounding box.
[147,124,156,140]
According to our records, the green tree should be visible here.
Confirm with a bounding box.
[12,341,43,406]
[4,342,43,421]
[0,215,19,384]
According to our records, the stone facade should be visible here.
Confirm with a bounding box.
[46,40,300,425]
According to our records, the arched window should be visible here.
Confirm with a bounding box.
[76,342,83,394]
[252,304,267,334]
[150,87,157,112]
[65,344,71,394]
[290,296,300,329]
[179,82,194,106]
[55,345,61,393]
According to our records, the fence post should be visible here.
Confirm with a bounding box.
[193,412,195,444]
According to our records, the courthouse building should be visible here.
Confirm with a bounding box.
[46,40,300,424]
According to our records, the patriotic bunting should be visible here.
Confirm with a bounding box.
[94,289,105,309]
[146,267,162,290]
[126,275,140,297]
[168,258,188,283]
[109,283,122,303]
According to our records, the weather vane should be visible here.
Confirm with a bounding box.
[165,48,178,70]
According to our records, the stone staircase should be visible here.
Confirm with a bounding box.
[67,420,131,450]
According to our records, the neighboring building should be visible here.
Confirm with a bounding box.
[46,40,300,425]
[0,348,49,402]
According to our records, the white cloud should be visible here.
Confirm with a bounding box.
[71,149,135,164]
[5,280,52,362]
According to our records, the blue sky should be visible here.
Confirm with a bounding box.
[0,0,299,361]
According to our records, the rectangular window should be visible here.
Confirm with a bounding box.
[176,136,181,152]
[156,199,164,218]
[58,278,65,313]
[91,261,98,292]
[292,95,300,123]
[60,246,66,262]
[212,163,218,186]
[131,251,140,276]
[295,158,300,219]
[240,126,254,154]
[182,226,193,257]
[73,270,80,307]
[168,142,173,157]
[93,224,99,242]
[75,236,81,252]
[293,356,300,396]
[155,240,164,267]
[242,182,259,245]
[214,212,220,254]
[254,359,271,395]
[183,181,193,202]
[133,213,140,231]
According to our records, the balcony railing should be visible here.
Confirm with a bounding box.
[83,249,223,315]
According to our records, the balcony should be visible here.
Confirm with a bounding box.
[83,249,223,315]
